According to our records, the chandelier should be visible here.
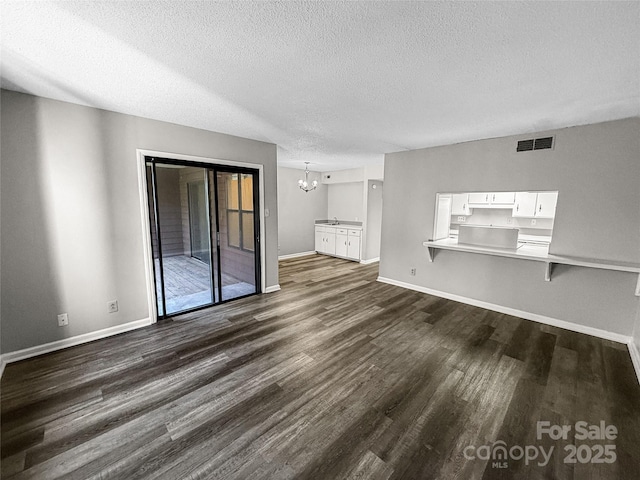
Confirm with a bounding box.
[298,162,318,192]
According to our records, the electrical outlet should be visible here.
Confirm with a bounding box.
[107,300,119,313]
[57,313,69,327]
[458,216,466,222]
[531,219,537,226]
[410,268,416,276]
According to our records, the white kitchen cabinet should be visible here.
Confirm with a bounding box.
[535,192,558,218]
[491,192,516,205]
[315,226,336,255]
[512,192,558,218]
[468,192,490,205]
[315,225,361,261]
[347,229,361,260]
[335,229,348,257]
[315,227,324,252]
[512,192,538,217]
[468,192,515,208]
[451,194,471,215]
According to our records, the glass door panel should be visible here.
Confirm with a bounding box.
[216,171,258,301]
[146,164,165,317]
[152,164,214,315]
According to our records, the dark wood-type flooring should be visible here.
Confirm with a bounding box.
[2,255,639,479]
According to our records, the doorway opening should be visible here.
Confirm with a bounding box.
[145,156,261,319]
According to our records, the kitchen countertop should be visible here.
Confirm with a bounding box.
[315,222,362,229]
[423,238,640,292]
[424,237,549,261]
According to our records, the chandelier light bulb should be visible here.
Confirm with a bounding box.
[298,162,318,193]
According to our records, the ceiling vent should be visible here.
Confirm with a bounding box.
[517,136,554,152]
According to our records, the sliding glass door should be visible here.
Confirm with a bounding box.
[145,157,260,318]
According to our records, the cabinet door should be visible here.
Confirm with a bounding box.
[315,227,325,253]
[335,233,348,257]
[512,192,537,217]
[451,194,470,215]
[347,234,361,260]
[535,192,558,218]
[468,192,490,205]
[491,192,516,205]
[324,231,336,255]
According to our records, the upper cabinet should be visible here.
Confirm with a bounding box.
[451,193,471,215]
[513,192,538,217]
[491,192,516,205]
[467,192,490,205]
[468,192,515,208]
[535,192,558,219]
[513,192,558,218]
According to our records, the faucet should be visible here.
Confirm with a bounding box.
[333,217,339,225]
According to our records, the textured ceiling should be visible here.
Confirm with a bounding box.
[2,1,639,171]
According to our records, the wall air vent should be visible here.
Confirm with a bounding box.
[534,136,554,150]
[516,139,534,152]
[516,136,554,152]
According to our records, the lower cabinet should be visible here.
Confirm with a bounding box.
[315,225,361,261]
[346,229,361,260]
[315,226,336,255]
[336,230,348,257]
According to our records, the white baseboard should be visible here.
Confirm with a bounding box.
[628,340,640,386]
[278,251,317,260]
[376,276,632,345]
[360,257,380,265]
[0,317,153,373]
[264,284,281,294]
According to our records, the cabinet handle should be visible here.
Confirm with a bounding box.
[492,194,495,201]
[539,205,542,212]
[463,204,466,210]
[516,204,519,212]
[486,194,489,202]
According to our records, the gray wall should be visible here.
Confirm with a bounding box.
[634,309,640,354]
[277,166,327,257]
[380,118,640,337]
[1,90,279,354]
[365,180,383,260]
[327,182,364,222]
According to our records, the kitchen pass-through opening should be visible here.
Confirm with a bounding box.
[145,156,261,319]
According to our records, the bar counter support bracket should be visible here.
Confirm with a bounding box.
[545,262,554,282]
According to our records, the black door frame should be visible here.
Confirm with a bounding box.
[145,156,262,320]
